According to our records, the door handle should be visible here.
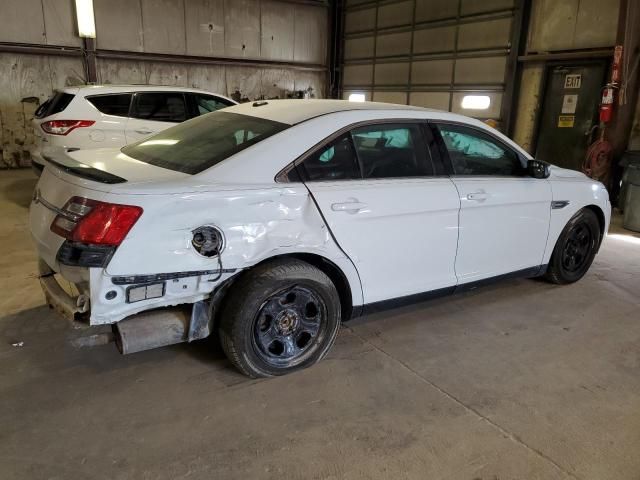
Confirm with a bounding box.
[466,192,489,201]
[331,201,367,213]
[135,129,154,135]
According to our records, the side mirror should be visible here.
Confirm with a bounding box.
[527,159,550,179]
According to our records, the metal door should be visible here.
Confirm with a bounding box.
[535,63,607,171]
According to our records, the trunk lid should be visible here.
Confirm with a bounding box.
[40,146,189,193]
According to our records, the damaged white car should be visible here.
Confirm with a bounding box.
[30,99,611,377]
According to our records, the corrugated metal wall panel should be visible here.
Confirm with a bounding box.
[184,0,226,57]
[344,36,375,59]
[95,0,145,51]
[341,0,514,121]
[375,32,412,58]
[415,0,458,22]
[261,1,296,61]
[141,0,187,54]
[0,0,45,44]
[224,0,261,58]
[294,4,328,64]
[413,26,456,54]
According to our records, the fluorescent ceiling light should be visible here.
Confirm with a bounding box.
[75,0,96,38]
[461,95,491,110]
[348,93,366,102]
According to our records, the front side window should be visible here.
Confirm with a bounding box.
[299,134,360,181]
[122,112,288,174]
[437,123,525,176]
[87,94,132,117]
[192,94,233,116]
[131,92,187,123]
[352,124,432,179]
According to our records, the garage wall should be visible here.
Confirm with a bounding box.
[0,0,328,168]
[512,0,620,153]
[341,0,515,121]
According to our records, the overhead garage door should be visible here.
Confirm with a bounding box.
[341,0,515,123]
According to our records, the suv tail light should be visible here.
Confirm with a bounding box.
[40,120,95,135]
[51,197,143,246]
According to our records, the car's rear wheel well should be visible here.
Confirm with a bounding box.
[274,253,353,321]
[584,204,606,248]
[224,254,351,322]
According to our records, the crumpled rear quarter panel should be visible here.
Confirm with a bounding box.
[107,185,338,274]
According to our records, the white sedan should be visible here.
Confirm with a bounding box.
[29,99,611,377]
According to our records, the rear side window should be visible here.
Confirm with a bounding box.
[131,92,187,123]
[299,133,360,181]
[86,94,132,117]
[35,92,75,119]
[351,124,433,178]
[191,94,234,116]
[121,112,288,174]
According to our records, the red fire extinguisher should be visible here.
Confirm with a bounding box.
[599,45,623,124]
[599,84,615,123]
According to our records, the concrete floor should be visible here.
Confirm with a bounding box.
[1,168,639,480]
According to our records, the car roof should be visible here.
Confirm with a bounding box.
[60,84,234,99]
[224,99,434,125]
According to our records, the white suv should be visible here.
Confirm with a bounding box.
[32,85,236,174]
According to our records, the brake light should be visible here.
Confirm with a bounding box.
[40,120,95,135]
[51,197,142,246]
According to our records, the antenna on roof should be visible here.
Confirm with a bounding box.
[253,101,268,107]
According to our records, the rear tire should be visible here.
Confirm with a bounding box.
[219,259,341,378]
[545,208,600,284]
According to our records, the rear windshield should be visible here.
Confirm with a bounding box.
[121,112,289,174]
[35,92,75,119]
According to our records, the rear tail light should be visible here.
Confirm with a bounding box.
[51,197,143,246]
[40,120,95,135]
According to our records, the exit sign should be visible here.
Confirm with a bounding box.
[564,74,582,89]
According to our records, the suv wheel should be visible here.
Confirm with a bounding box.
[219,259,341,378]
[545,208,601,284]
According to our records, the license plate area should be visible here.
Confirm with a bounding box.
[126,282,166,303]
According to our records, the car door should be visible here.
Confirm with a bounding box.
[125,92,187,143]
[298,122,460,304]
[432,122,552,283]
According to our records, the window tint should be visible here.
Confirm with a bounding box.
[86,94,132,117]
[35,92,75,119]
[437,124,525,176]
[131,93,187,122]
[193,94,233,116]
[352,124,432,178]
[300,134,360,181]
[121,112,288,174]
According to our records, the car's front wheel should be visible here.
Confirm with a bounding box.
[219,259,341,378]
[545,208,601,284]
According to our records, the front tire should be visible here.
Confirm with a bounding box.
[219,259,341,378]
[545,208,600,284]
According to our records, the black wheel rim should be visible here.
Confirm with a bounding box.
[252,285,326,368]
[561,223,593,273]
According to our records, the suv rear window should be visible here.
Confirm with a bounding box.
[121,112,288,174]
[35,92,75,119]
[86,94,132,117]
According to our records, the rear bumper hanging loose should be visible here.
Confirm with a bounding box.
[38,260,89,325]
